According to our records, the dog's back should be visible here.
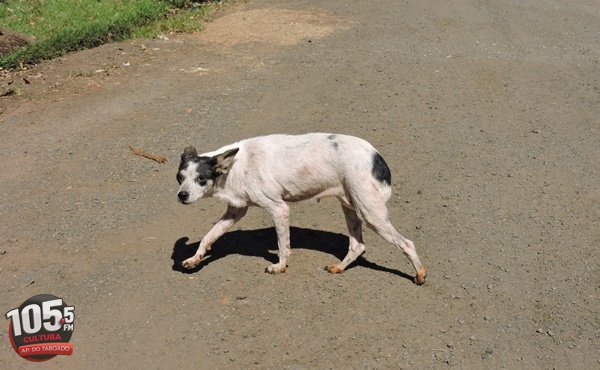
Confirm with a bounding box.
[207,133,392,207]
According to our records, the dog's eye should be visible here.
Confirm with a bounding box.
[197,177,207,186]
[176,173,183,184]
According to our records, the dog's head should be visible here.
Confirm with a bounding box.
[177,146,239,204]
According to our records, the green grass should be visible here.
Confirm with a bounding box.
[0,0,219,69]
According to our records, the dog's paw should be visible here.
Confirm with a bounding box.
[413,266,427,285]
[182,256,201,269]
[326,264,344,274]
[265,263,286,274]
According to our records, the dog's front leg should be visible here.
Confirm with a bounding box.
[182,205,248,269]
[264,201,290,274]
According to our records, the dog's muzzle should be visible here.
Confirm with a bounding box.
[178,191,189,203]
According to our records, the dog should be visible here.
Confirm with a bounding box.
[176,133,427,285]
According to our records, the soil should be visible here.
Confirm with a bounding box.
[0,28,34,55]
[1,0,599,368]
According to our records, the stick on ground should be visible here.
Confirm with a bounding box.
[129,146,168,163]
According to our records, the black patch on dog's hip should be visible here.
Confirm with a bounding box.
[372,152,391,185]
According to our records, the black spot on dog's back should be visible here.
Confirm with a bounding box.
[372,152,391,185]
[327,134,339,150]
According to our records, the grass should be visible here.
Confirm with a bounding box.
[0,0,222,69]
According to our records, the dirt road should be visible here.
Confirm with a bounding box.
[1,0,598,368]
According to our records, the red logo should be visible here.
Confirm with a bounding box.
[5,294,75,362]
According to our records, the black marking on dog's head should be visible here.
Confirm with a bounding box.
[182,146,198,161]
[178,156,216,182]
[177,147,239,185]
[372,152,391,185]
[197,157,220,184]
[178,147,196,185]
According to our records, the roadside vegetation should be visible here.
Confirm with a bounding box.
[0,0,227,69]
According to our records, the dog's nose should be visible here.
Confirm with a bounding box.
[178,191,189,202]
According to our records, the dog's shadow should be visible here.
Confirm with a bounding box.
[170,227,413,282]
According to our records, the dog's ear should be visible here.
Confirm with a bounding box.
[211,148,239,174]
[182,146,198,160]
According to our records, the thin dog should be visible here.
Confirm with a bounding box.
[176,133,427,285]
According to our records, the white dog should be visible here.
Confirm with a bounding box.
[177,133,426,285]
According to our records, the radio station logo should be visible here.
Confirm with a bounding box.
[5,294,75,362]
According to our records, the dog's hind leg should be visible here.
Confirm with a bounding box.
[181,205,248,269]
[264,201,291,274]
[362,207,427,285]
[347,174,426,285]
[327,204,366,273]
